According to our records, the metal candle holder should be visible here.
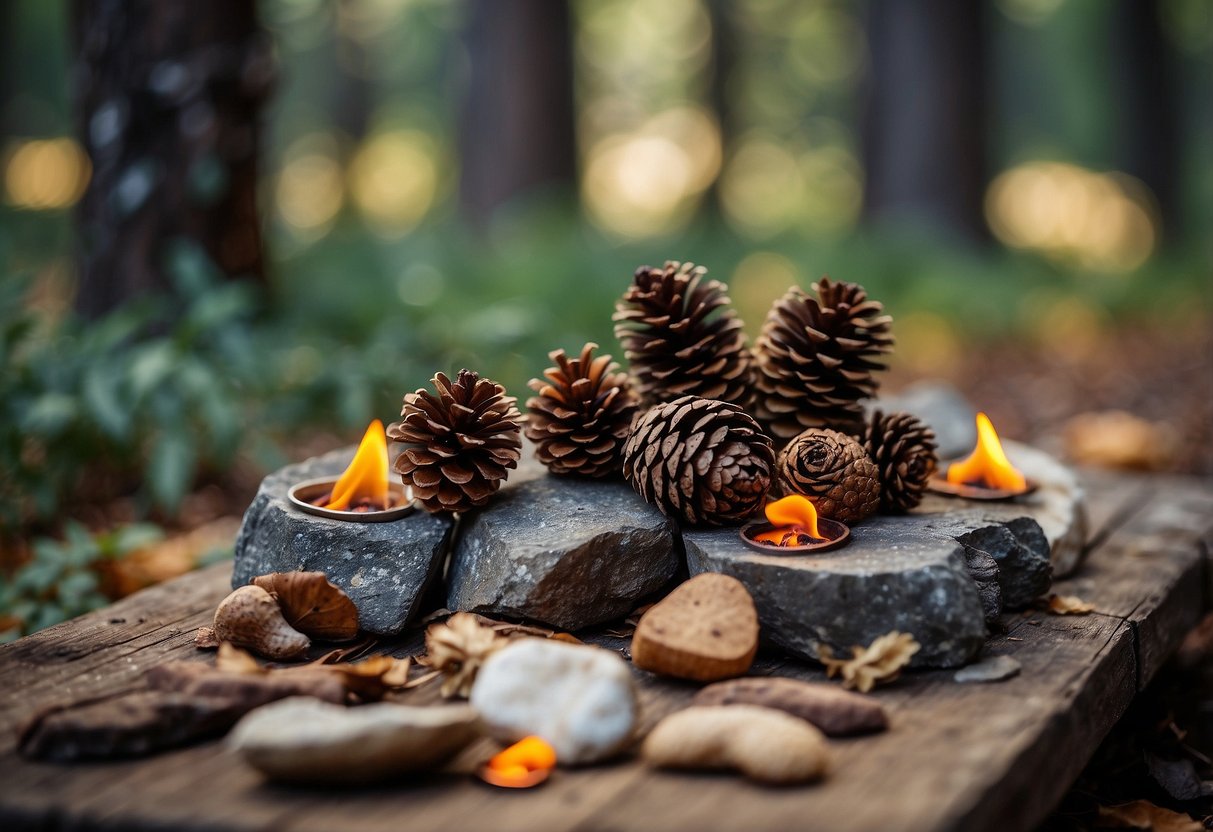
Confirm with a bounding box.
[739,518,851,554]
[287,478,414,522]
[926,472,1038,501]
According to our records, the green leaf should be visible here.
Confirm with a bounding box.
[20,393,79,437]
[128,342,177,399]
[108,523,164,555]
[147,430,196,512]
[83,366,131,441]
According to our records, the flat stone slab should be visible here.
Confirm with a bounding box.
[684,437,1083,667]
[878,385,1088,576]
[233,448,454,636]
[448,475,680,631]
[684,519,989,668]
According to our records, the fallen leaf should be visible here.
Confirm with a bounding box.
[419,613,508,698]
[1096,800,1203,831]
[252,572,359,642]
[1176,612,1213,669]
[1064,411,1177,471]
[1046,594,1095,615]
[818,631,921,693]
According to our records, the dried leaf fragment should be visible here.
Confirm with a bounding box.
[420,613,508,698]
[1096,800,1203,831]
[819,631,921,693]
[1046,594,1095,615]
[252,571,359,642]
[195,627,219,649]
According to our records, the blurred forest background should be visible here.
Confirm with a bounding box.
[0,0,1211,638]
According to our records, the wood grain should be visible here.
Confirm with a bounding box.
[0,471,1209,832]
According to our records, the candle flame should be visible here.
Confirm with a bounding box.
[755,495,823,545]
[946,412,1027,491]
[481,736,556,788]
[325,419,390,510]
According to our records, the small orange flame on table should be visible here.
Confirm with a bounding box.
[946,412,1028,491]
[754,495,824,546]
[479,736,557,788]
[321,419,390,510]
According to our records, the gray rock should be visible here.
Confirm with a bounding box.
[926,516,1052,610]
[954,655,1021,683]
[448,475,679,630]
[233,449,453,636]
[878,383,1089,576]
[962,546,1003,624]
[684,516,990,668]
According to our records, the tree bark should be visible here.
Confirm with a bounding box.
[71,0,273,318]
[861,0,988,242]
[458,0,576,227]
[1109,0,1178,239]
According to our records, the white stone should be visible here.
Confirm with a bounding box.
[470,639,638,764]
[228,698,481,784]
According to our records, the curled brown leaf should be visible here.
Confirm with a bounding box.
[252,572,359,642]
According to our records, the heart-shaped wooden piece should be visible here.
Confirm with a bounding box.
[631,573,759,681]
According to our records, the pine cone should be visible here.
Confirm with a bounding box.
[613,261,752,408]
[777,428,880,523]
[623,395,774,526]
[387,370,522,513]
[863,410,938,513]
[753,277,894,440]
[525,343,639,478]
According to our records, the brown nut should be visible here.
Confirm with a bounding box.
[213,585,310,660]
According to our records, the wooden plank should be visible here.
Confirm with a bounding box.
[0,472,1208,832]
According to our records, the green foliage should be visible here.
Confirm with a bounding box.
[0,521,163,641]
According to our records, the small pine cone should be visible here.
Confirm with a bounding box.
[863,410,938,513]
[613,261,752,408]
[753,277,894,440]
[525,343,639,477]
[622,395,775,526]
[777,428,880,524]
[387,370,522,513]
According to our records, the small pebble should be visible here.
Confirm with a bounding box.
[954,655,1022,684]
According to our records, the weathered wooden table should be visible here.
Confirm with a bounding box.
[1,470,1210,832]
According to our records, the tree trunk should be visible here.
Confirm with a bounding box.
[71,0,272,318]
[458,0,576,227]
[861,0,987,242]
[1110,0,1178,239]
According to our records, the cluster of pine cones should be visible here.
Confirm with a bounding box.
[385,260,939,527]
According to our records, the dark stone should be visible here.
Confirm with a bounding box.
[447,475,679,630]
[233,449,454,636]
[962,547,1003,624]
[954,520,1053,609]
[683,515,990,668]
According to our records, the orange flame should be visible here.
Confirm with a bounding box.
[325,419,390,510]
[481,736,556,788]
[946,412,1027,491]
[755,495,823,545]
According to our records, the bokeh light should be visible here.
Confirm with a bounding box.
[348,130,440,236]
[4,138,91,210]
[275,133,345,237]
[985,161,1158,272]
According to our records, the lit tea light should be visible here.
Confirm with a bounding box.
[478,736,556,788]
[928,412,1036,500]
[740,495,850,554]
[287,420,414,522]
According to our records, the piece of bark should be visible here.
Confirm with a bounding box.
[691,677,888,736]
[146,661,348,705]
[18,691,251,762]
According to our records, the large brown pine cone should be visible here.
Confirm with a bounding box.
[387,370,522,513]
[525,343,639,478]
[753,277,894,440]
[613,261,752,408]
[863,410,938,514]
[622,395,775,526]
[777,428,880,524]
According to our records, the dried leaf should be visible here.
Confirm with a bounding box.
[195,627,219,649]
[420,613,508,698]
[819,631,921,693]
[252,572,359,642]
[215,642,264,674]
[1176,611,1213,669]
[1096,800,1203,831]
[210,643,411,701]
[1064,411,1177,471]
[1046,594,1095,615]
